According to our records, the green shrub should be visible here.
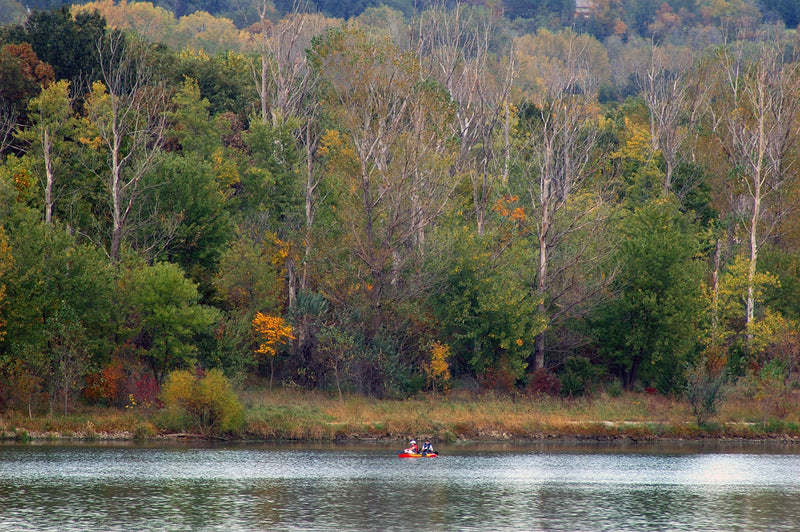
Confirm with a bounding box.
[134,424,153,441]
[685,363,727,425]
[160,368,244,436]
[560,357,604,397]
[605,379,623,398]
[761,419,800,434]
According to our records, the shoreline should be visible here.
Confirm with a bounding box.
[3,389,799,445]
[2,427,799,445]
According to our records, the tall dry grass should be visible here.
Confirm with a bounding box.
[2,387,798,441]
[235,387,800,441]
[0,407,155,440]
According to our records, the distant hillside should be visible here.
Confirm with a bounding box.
[0,0,27,25]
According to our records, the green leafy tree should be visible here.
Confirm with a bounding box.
[311,25,457,337]
[213,232,286,314]
[1,7,105,88]
[685,361,728,425]
[167,77,221,159]
[174,49,252,118]
[707,255,784,376]
[82,31,170,262]
[0,42,55,118]
[121,261,220,382]
[760,246,800,323]
[238,118,302,224]
[211,232,288,374]
[46,302,89,415]
[314,322,353,400]
[430,227,545,388]
[315,0,373,19]
[0,188,113,412]
[504,0,575,23]
[0,226,12,344]
[758,0,800,27]
[559,356,604,397]
[137,153,232,297]
[0,204,113,360]
[17,79,74,225]
[592,198,705,393]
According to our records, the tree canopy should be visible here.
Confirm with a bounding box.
[2,1,800,411]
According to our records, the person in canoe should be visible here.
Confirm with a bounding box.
[405,440,419,454]
[421,438,435,455]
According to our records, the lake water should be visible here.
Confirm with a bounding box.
[0,440,799,531]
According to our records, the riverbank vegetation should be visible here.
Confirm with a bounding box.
[2,385,799,442]
[2,1,800,437]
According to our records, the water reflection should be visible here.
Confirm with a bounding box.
[0,442,798,530]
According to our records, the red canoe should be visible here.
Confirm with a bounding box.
[398,452,438,458]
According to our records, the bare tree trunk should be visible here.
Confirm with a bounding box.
[43,127,53,224]
[269,356,274,390]
[251,2,326,128]
[746,162,762,341]
[250,4,327,313]
[316,27,457,337]
[640,46,688,195]
[287,257,297,308]
[0,106,17,155]
[260,42,269,122]
[334,363,342,402]
[715,38,800,342]
[413,2,514,236]
[301,119,317,294]
[26,81,73,226]
[534,188,552,370]
[91,32,168,263]
[110,123,124,261]
[522,31,603,370]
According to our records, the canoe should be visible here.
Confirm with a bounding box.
[398,452,438,458]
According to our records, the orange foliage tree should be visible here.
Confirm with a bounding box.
[252,312,295,389]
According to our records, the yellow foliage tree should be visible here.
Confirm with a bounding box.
[74,0,177,44]
[706,254,782,372]
[173,11,243,54]
[423,341,451,397]
[161,368,243,435]
[252,312,295,389]
[513,28,610,103]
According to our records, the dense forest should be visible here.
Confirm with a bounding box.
[1,0,800,418]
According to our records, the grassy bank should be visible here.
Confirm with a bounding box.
[236,389,800,441]
[2,388,799,442]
